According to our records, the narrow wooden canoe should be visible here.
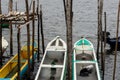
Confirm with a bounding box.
[0,41,38,80]
[35,36,67,80]
[72,37,101,80]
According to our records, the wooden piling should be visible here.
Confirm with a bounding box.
[37,1,40,61]
[8,0,13,12]
[32,0,35,71]
[40,5,45,54]
[0,0,2,14]
[63,0,67,26]
[66,0,73,79]
[112,1,120,80]
[0,19,2,68]
[99,0,104,72]
[103,12,107,80]
[10,21,13,56]
[97,0,100,60]
[25,0,31,79]
[17,26,21,80]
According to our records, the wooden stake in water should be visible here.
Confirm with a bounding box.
[37,1,40,61]
[0,0,2,14]
[17,27,21,80]
[40,5,45,54]
[10,21,13,56]
[0,19,2,68]
[8,0,13,12]
[25,0,31,79]
[103,12,107,80]
[32,0,35,71]
[66,0,73,79]
[112,1,120,80]
[97,0,100,60]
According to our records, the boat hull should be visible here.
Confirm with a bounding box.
[35,36,67,80]
[0,41,38,80]
[72,38,101,80]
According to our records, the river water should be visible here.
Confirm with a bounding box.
[1,0,120,80]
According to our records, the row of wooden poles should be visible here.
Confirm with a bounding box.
[0,0,45,80]
[97,0,120,80]
[0,0,120,80]
[65,0,120,80]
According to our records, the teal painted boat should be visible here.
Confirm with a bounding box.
[72,37,101,80]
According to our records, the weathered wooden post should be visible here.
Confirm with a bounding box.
[66,0,73,79]
[103,12,107,80]
[8,0,13,12]
[112,1,120,80]
[32,0,35,71]
[10,21,13,56]
[40,5,45,54]
[25,0,31,79]
[9,0,13,56]
[0,0,2,14]
[37,0,40,61]
[99,0,104,72]
[17,26,21,80]
[0,19,2,68]
[63,0,67,26]
[97,0,100,61]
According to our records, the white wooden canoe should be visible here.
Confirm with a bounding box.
[72,37,101,80]
[35,36,67,80]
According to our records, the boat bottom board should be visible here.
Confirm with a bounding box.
[75,63,98,80]
[37,67,63,80]
[5,63,24,78]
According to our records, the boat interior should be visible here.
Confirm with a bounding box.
[38,51,66,80]
[75,50,94,61]
[0,45,37,79]
[74,47,99,80]
[75,63,98,80]
[43,51,65,65]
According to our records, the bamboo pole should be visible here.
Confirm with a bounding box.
[66,0,73,79]
[112,1,120,80]
[0,19,2,68]
[10,21,13,56]
[32,0,35,71]
[17,27,21,80]
[25,0,31,79]
[103,12,107,80]
[40,5,45,54]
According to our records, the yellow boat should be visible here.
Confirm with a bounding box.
[0,41,38,80]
